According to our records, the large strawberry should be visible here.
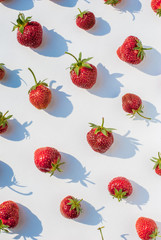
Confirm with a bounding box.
[87,118,115,153]
[122,93,151,120]
[108,177,133,201]
[151,0,161,16]
[12,13,43,48]
[76,8,95,30]
[0,201,19,232]
[0,63,5,80]
[0,111,12,134]
[104,0,121,6]
[98,226,105,240]
[60,196,83,219]
[117,36,152,64]
[28,68,52,109]
[136,217,160,239]
[34,147,64,176]
[151,152,161,176]
[65,52,97,89]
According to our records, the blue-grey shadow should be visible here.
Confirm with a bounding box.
[88,63,123,98]
[2,0,34,10]
[50,0,78,7]
[33,27,71,57]
[1,119,32,141]
[105,131,141,159]
[1,68,24,88]
[0,161,32,196]
[116,0,142,20]
[45,81,73,118]
[12,204,43,240]
[54,152,95,187]
[87,17,111,36]
[121,234,129,240]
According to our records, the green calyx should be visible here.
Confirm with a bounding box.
[0,111,12,128]
[156,8,161,17]
[65,52,93,76]
[89,117,116,136]
[151,152,161,170]
[49,158,65,176]
[133,39,152,60]
[12,13,32,34]
[149,228,161,239]
[127,105,151,120]
[67,197,83,215]
[0,63,5,70]
[112,188,127,202]
[97,226,105,240]
[76,8,88,18]
[28,68,48,94]
[0,219,9,233]
[104,0,119,5]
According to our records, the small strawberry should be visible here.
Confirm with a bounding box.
[136,217,161,239]
[0,0,5,2]
[65,52,97,89]
[122,93,151,120]
[108,177,133,201]
[34,147,64,176]
[0,201,19,232]
[117,36,152,64]
[28,68,52,109]
[104,0,121,6]
[151,0,161,16]
[12,13,43,48]
[87,118,115,153]
[0,111,12,134]
[60,196,83,219]
[0,63,5,81]
[76,8,95,30]
[151,152,161,176]
[98,226,105,240]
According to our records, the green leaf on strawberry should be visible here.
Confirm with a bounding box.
[133,39,152,60]
[12,13,32,34]
[76,8,88,18]
[28,68,48,94]
[89,117,116,136]
[0,219,9,233]
[0,111,12,128]
[0,63,5,70]
[151,152,161,170]
[67,197,83,215]
[49,158,65,176]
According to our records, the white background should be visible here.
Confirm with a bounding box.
[0,0,161,239]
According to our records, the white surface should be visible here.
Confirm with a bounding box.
[0,0,161,239]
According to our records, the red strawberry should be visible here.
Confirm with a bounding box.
[60,196,82,219]
[34,147,64,175]
[122,93,151,120]
[108,177,133,201]
[98,226,105,240]
[0,63,5,81]
[12,13,43,48]
[151,0,161,16]
[0,0,5,2]
[28,68,52,109]
[87,118,115,153]
[0,201,19,232]
[0,111,12,134]
[117,36,152,64]
[104,0,121,6]
[136,217,160,240]
[76,8,95,30]
[151,152,161,176]
[65,52,97,89]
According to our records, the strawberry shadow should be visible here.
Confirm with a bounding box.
[88,63,123,98]
[0,161,32,196]
[50,0,78,7]
[120,234,129,240]
[0,68,25,88]
[45,81,73,118]
[1,119,32,141]
[2,0,34,10]
[105,130,141,159]
[54,152,95,187]
[87,17,111,36]
[33,27,71,57]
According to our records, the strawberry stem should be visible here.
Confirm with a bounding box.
[65,52,78,62]
[0,219,9,233]
[98,226,104,240]
[101,117,104,128]
[137,111,151,120]
[28,68,37,85]
[78,8,82,14]
[3,111,9,118]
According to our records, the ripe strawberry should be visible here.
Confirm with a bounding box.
[28,68,52,109]
[136,217,160,239]
[0,111,12,134]
[60,196,83,219]
[0,63,5,80]
[104,0,121,6]
[65,52,97,89]
[0,0,5,2]
[151,152,161,176]
[0,201,19,232]
[108,177,133,201]
[151,0,161,16]
[117,36,152,64]
[98,226,105,240]
[12,13,43,48]
[34,147,64,175]
[76,8,95,30]
[122,93,151,120]
[87,118,115,153]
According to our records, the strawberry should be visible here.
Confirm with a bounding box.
[151,152,161,176]
[60,196,83,219]
[0,63,5,81]
[65,52,97,89]
[136,217,160,239]
[28,68,52,109]
[12,13,43,48]
[117,36,152,64]
[76,8,95,30]
[0,201,19,232]
[34,147,64,176]
[151,0,161,16]
[104,0,121,6]
[108,177,133,201]
[0,0,5,2]
[98,226,105,240]
[122,93,151,120]
[87,118,115,153]
[0,111,12,134]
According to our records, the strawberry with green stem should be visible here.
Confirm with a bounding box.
[151,152,161,176]
[0,111,12,134]
[0,63,5,81]
[98,226,105,240]
[151,0,161,17]
[60,196,83,219]
[76,8,96,30]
